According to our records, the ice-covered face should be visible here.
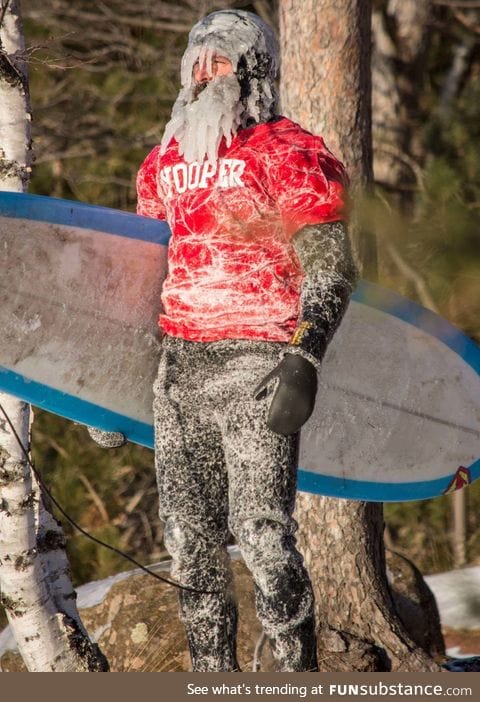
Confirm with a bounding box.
[160,10,279,166]
[160,52,243,166]
[193,54,233,84]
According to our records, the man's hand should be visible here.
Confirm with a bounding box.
[87,426,126,449]
[254,353,318,436]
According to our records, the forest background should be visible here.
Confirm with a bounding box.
[1,0,479,625]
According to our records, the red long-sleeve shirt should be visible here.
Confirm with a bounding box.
[136,116,346,342]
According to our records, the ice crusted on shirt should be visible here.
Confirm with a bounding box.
[161,9,279,165]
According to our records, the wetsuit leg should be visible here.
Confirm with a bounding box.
[216,341,318,672]
[153,337,239,672]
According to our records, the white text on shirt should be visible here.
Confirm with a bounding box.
[158,159,246,196]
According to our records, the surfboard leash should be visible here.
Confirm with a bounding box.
[0,401,219,596]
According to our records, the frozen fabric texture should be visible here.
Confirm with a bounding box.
[160,9,279,165]
[286,221,359,368]
[153,336,318,672]
[137,117,347,343]
[86,426,126,449]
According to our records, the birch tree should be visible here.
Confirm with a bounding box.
[279,0,440,672]
[0,0,108,671]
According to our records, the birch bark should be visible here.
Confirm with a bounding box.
[0,0,108,671]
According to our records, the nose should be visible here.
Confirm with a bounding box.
[194,61,211,83]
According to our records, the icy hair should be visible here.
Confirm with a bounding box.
[181,9,280,125]
[160,10,279,164]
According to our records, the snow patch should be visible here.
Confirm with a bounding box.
[425,566,480,630]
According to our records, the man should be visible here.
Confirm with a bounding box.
[93,9,357,672]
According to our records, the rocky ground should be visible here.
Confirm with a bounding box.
[1,554,480,672]
[0,556,270,672]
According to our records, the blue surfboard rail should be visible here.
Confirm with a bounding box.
[0,366,154,448]
[297,460,480,502]
[1,358,478,502]
[1,191,479,502]
[0,190,171,246]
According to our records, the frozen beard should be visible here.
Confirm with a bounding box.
[160,73,243,166]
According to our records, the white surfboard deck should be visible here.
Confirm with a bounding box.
[1,191,479,502]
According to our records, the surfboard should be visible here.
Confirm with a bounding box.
[1,191,479,502]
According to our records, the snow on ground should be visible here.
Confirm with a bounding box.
[1,556,479,661]
[425,565,480,658]
[425,566,480,630]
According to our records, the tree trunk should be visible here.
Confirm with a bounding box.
[0,0,108,671]
[278,0,376,278]
[279,0,441,672]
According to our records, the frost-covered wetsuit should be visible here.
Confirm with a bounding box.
[137,117,356,672]
[134,9,357,673]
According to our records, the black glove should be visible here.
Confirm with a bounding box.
[254,353,318,436]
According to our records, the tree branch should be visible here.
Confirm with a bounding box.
[432,1,480,7]
[382,241,440,312]
[0,0,11,31]
[375,145,425,192]
[451,8,480,33]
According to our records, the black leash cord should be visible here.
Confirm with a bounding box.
[0,400,218,595]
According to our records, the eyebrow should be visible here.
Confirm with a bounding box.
[194,56,229,63]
